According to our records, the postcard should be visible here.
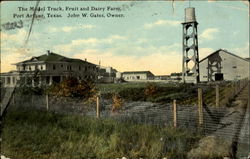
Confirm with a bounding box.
[1,1,249,159]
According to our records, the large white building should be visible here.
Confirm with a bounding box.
[122,71,154,81]
[1,51,98,87]
[199,49,249,82]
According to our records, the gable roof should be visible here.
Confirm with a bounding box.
[199,49,249,63]
[122,71,154,76]
[15,51,96,65]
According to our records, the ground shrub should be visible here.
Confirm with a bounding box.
[48,77,97,98]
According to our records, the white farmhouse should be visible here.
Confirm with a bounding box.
[1,50,98,87]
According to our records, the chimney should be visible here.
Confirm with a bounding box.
[47,50,50,55]
[85,58,87,61]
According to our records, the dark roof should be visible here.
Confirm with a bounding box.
[122,71,154,76]
[170,72,193,76]
[15,52,96,65]
[199,49,249,63]
[170,72,182,76]
[154,75,170,77]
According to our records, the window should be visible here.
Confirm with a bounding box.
[12,77,15,84]
[79,66,81,70]
[41,65,43,70]
[53,65,56,70]
[1,78,5,84]
[29,66,31,71]
[61,64,63,68]
[67,65,72,70]
[46,76,50,84]
[232,66,237,69]
[7,77,10,84]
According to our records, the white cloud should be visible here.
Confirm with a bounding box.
[1,29,45,72]
[199,47,215,60]
[0,47,34,72]
[48,25,96,33]
[200,28,220,41]
[1,29,27,45]
[144,20,181,29]
[230,42,249,58]
[208,0,216,3]
[73,43,182,75]
[53,35,127,53]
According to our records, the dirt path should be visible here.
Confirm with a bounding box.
[212,82,249,158]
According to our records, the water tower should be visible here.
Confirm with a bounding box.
[182,7,200,83]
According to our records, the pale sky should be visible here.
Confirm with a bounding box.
[1,1,249,75]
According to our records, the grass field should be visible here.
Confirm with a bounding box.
[1,108,202,159]
[97,82,199,104]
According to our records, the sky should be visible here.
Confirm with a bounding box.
[1,1,249,75]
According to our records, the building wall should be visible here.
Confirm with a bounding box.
[200,50,249,82]
[1,62,98,87]
[122,73,148,81]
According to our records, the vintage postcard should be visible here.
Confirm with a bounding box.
[1,1,249,159]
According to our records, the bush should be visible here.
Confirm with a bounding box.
[144,83,158,97]
[111,94,123,112]
[48,77,97,98]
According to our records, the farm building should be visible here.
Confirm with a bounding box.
[1,50,98,87]
[199,49,249,82]
[122,71,154,81]
[98,66,118,83]
[154,75,171,80]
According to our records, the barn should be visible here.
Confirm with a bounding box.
[199,49,249,82]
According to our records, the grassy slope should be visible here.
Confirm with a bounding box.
[2,108,201,159]
[97,82,198,104]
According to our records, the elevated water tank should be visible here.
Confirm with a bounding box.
[185,7,196,23]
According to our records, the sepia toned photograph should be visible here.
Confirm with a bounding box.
[1,0,249,159]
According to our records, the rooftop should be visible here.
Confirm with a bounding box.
[122,71,154,76]
[15,51,96,66]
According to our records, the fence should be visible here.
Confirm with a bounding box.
[6,78,248,129]
[3,78,249,156]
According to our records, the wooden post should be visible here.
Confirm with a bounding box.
[173,100,177,128]
[96,95,100,118]
[216,85,220,107]
[31,95,34,106]
[46,94,49,111]
[231,82,234,98]
[198,88,203,125]
[12,93,15,105]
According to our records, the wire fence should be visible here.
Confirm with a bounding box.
[2,78,249,156]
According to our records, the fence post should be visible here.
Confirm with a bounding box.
[216,85,220,107]
[31,95,34,106]
[231,82,234,98]
[198,88,203,126]
[12,93,15,105]
[96,94,100,118]
[46,94,49,111]
[173,100,177,128]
